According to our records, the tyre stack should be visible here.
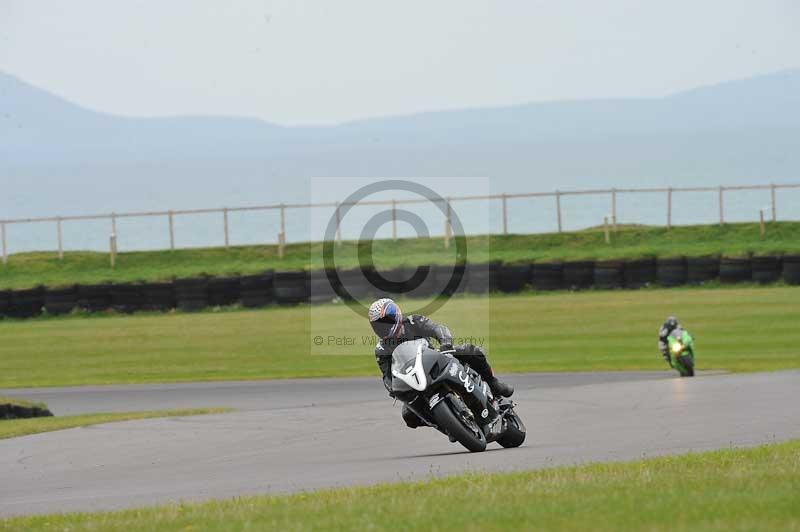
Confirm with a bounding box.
[719,257,751,284]
[782,255,800,285]
[0,290,11,318]
[309,269,340,304]
[142,282,175,311]
[531,262,564,291]
[497,263,530,293]
[398,265,439,299]
[440,264,467,295]
[623,258,656,289]
[207,277,240,307]
[274,271,309,304]
[336,267,375,301]
[77,284,113,313]
[751,256,781,284]
[174,277,209,312]
[686,256,719,284]
[240,272,274,308]
[593,260,624,289]
[465,262,497,294]
[8,287,44,318]
[656,257,687,287]
[563,260,594,290]
[111,283,145,314]
[44,285,78,316]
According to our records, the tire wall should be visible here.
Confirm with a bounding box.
[0,255,790,319]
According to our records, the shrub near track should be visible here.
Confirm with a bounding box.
[0,286,797,388]
[3,440,799,531]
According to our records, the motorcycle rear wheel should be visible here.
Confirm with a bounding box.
[431,396,487,453]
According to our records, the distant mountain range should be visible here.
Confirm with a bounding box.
[2,69,799,217]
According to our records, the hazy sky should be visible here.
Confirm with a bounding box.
[1,1,798,125]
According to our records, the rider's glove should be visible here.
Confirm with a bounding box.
[439,343,455,354]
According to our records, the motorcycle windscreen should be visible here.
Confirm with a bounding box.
[391,339,428,374]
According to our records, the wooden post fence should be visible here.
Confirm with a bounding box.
[391,199,397,240]
[278,204,286,258]
[501,193,508,235]
[611,188,617,230]
[603,216,610,244]
[770,184,777,222]
[1,223,6,265]
[335,203,342,246]
[223,208,230,248]
[667,187,673,229]
[168,210,175,250]
[718,186,725,225]
[555,191,563,233]
[57,218,63,260]
[759,209,766,240]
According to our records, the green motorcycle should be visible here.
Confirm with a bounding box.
[666,328,695,377]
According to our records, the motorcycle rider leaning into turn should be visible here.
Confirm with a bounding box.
[658,316,683,362]
[368,298,514,429]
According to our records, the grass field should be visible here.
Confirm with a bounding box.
[0,285,797,388]
[3,440,798,531]
[1,222,798,289]
[0,408,230,440]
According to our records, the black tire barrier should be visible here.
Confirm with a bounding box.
[782,255,800,285]
[751,256,782,284]
[719,257,751,284]
[531,262,564,291]
[309,269,340,304]
[657,257,687,287]
[0,290,11,317]
[623,258,656,289]
[686,256,719,284]
[274,271,310,304]
[240,272,274,308]
[465,262,498,294]
[0,403,54,419]
[111,283,145,314]
[336,267,376,301]
[207,277,240,307]
[77,284,113,313]
[8,287,45,318]
[44,285,78,316]
[142,282,176,311]
[497,263,530,293]
[174,277,209,312]
[440,264,467,296]
[594,260,624,289]
[563,260,594,290]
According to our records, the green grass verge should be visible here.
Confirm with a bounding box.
[3,440,798,531]
[0,285,797,388]
[0,408,230,440]
[1,222,798,289]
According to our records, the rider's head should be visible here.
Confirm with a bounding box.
[664,316,679,333]
[368,298,404,339]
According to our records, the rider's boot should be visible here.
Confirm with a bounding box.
[401,404,425,429]
[487,375,514,398]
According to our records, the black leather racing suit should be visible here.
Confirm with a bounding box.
[374,314,494,396]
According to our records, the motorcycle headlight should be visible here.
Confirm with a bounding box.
[671,342,683,354]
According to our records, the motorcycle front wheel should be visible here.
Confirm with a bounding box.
[431,395,487,453]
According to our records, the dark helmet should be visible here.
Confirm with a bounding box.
[368,298,403,339]
[664,316,679,333]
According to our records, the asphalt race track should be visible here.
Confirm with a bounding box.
[1,370,798,516]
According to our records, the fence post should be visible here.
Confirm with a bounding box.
[335,203,342,246]
[223,208,230,249]
[667,187,673,229]
[555,191,563,233]
[111,212,117,236]
[718,186,725,225]
[1,222,6,265]
[444,198,452,249]
[391,199,397,240]
[278,203,286,258]
[770,184,777,222]
[759,209,766,240]
[57,217,64,260]
[604,217,610,244]
[611,188,617,231]
[109,233,117,269]
[501,193,508,235]
[168,210,175,250]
